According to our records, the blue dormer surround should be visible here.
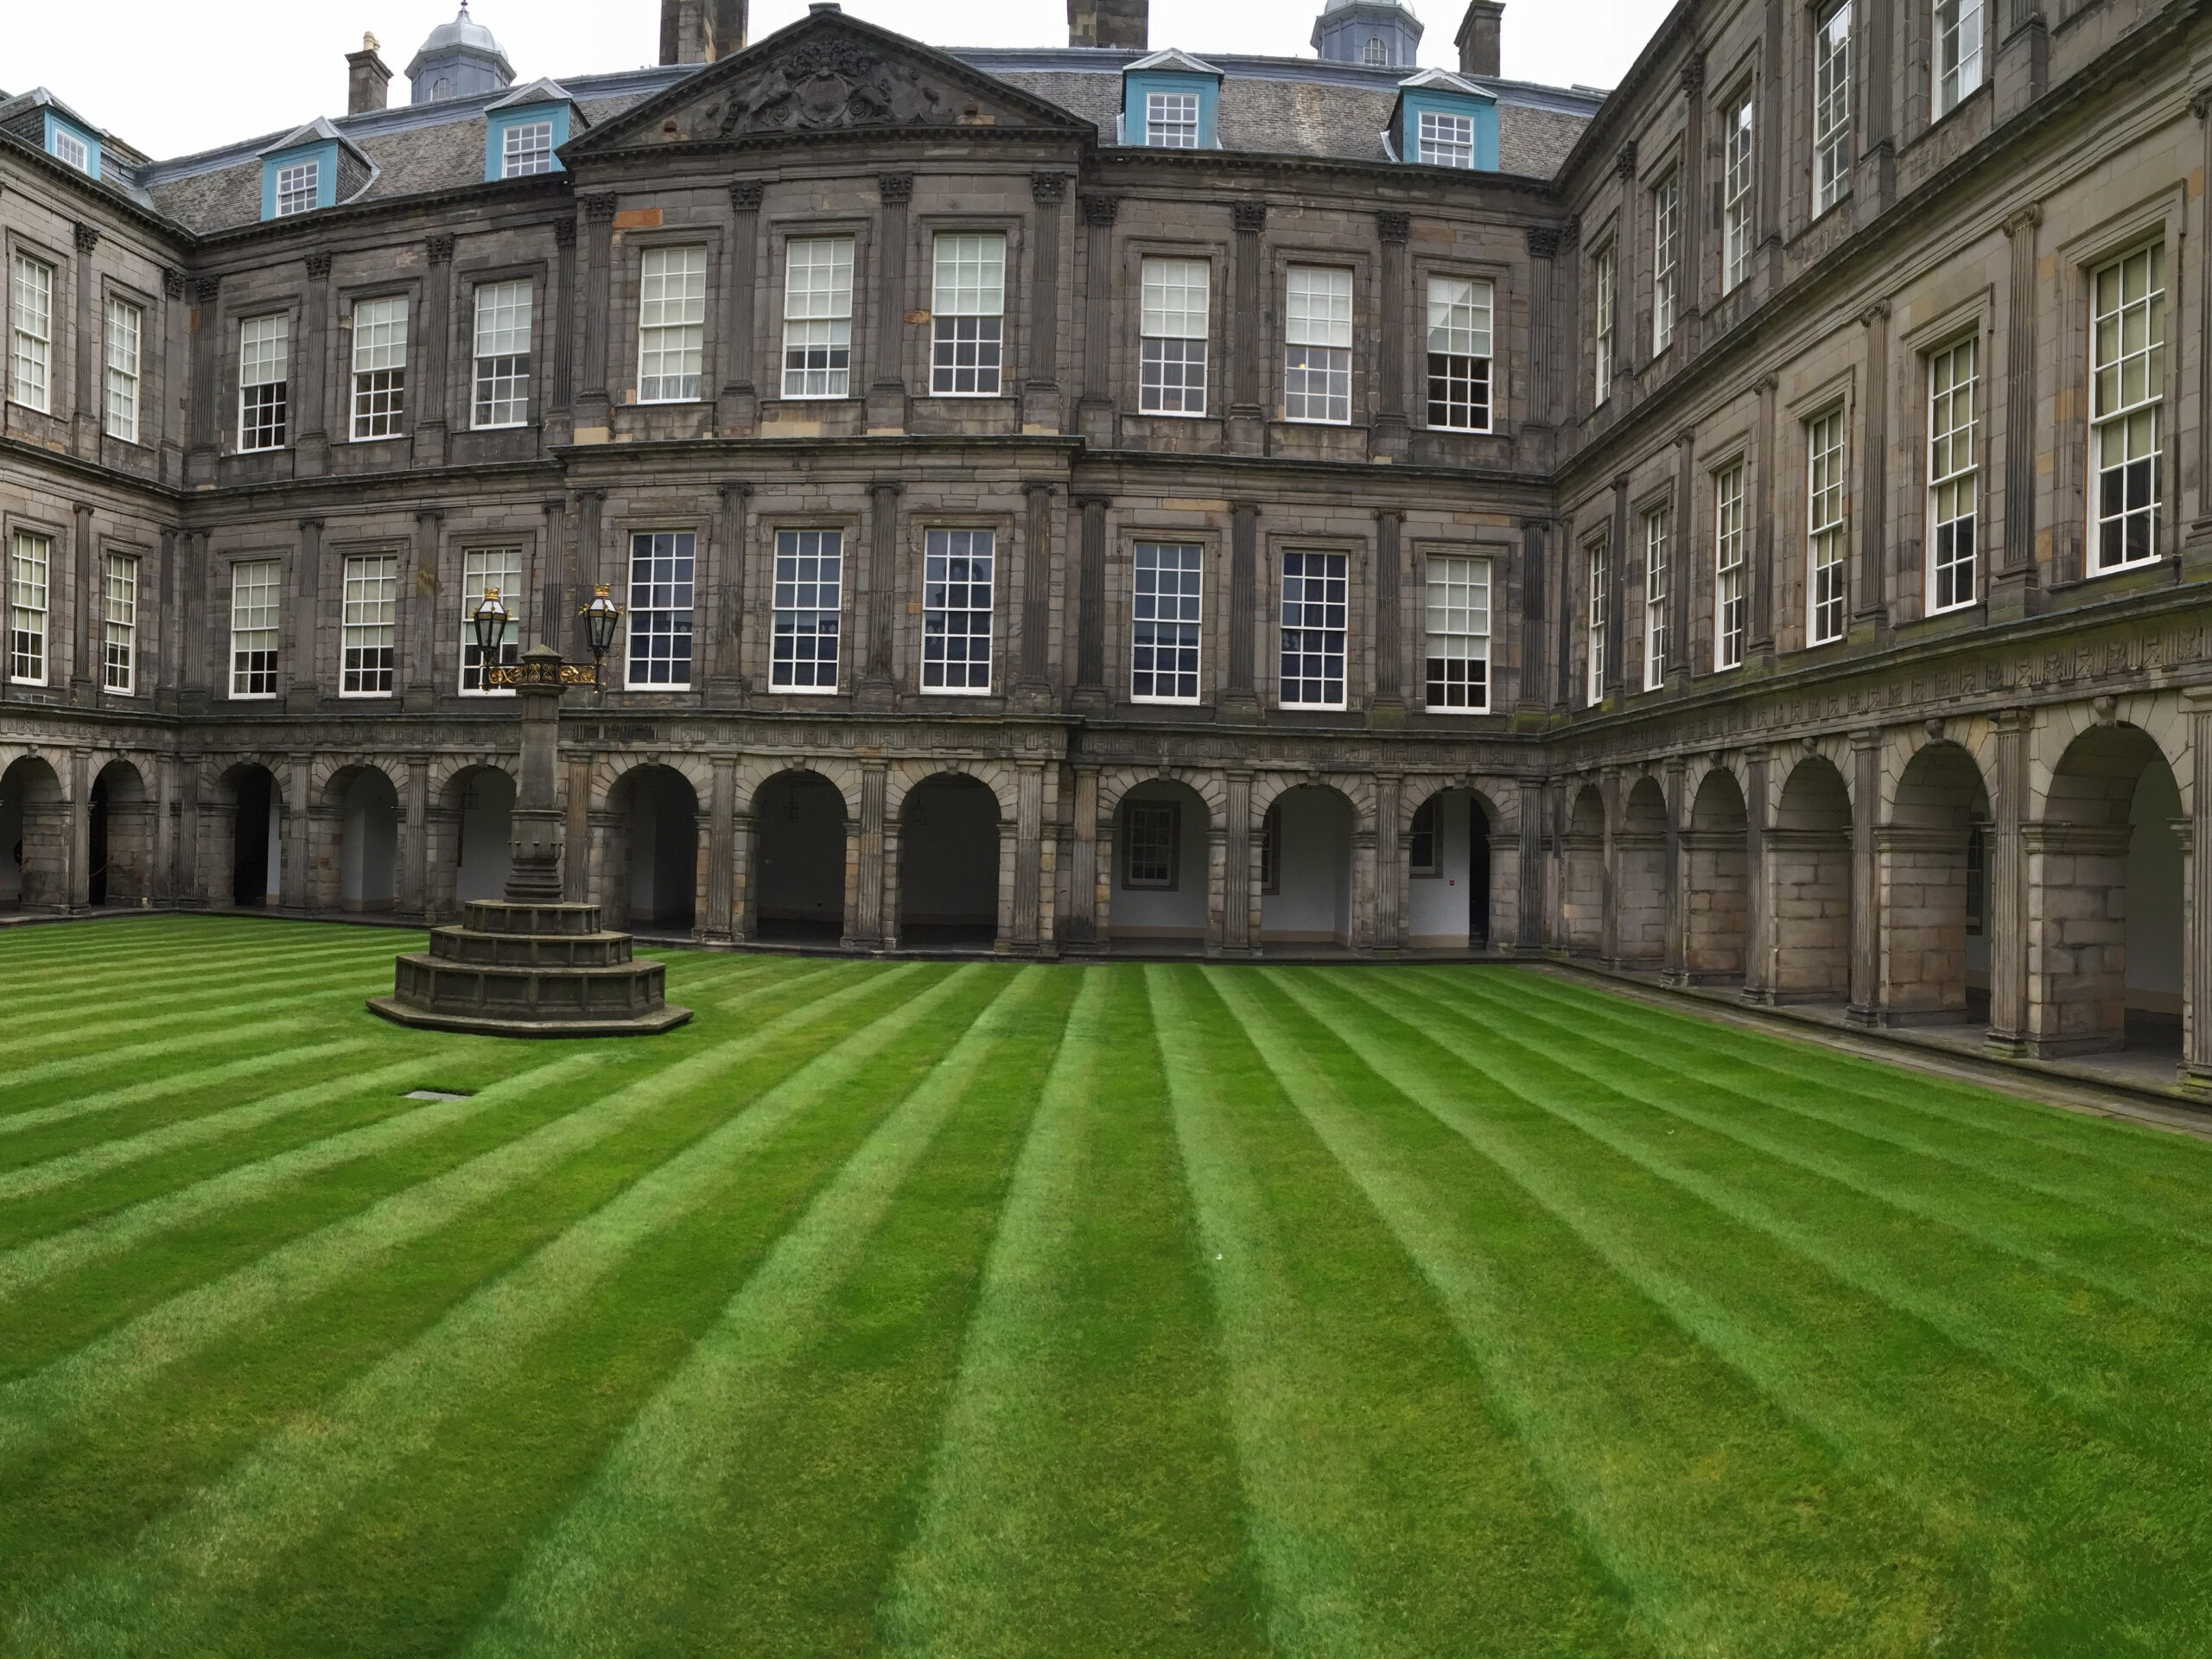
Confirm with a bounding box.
[44,110,100,178]
[261,139,338,219]
[484,80,581,181]
[1121,49,1224,149]
[1392,70,1498,171]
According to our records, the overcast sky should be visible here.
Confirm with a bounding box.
[6,0,1675,160]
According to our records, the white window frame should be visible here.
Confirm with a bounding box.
[771,529,843,693]
[626,531,696,690]
[340,553,399,697]
[1146,91,1200,149]
[1927,334,1980,613]
[459,545,524,695]
[1425,276,1492,433]
[782,236,855,401]
[1807,408,1848,645]
[931,233,1007,397]
[1813,0,1853,217]
[1592,244,1616,404]
[2090,241,2164,575]
[501,120,555,179]
[1423,553,1491,713]
[1124,801,1181,888]
[349,296,408,442]
[1652,171,1681,357]
[275,160,320,219]
[1723,93,1756,295]
[1935,0,1984,118]
[638,246,708,404]
[52,128,90,174]
[10,253,54,414]
[1417,110,1476,169]
[103,550,137,695]
[1714,463,1747,670]
[921,528,995,694]
[1140,257,1209,417]
[1278,550,1348,709]
[229,558,281,699]
[239,314,290,452]
[1586,540,1609,707]
[1643,506,1669,692]
[105,296,143,444]
[472,279,534,430]
[1283,266,1353,424]
[8,530,51,687]
[1131,541,1204,704]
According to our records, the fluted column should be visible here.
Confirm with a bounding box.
[1228,201,1267,454]
[859,481,902,708]
[1662,756,1687,980]
[1066,763,1100,949]
[1072,494,1109,710]
[1220,769,1255,956]
[1077,194,1117,446]
[187,276,221,485]
[849,758,889,950]
[1012,760,1046,953]
[703,753,736,941]
[1373,212,1410,460]
[1856,302,1891,632]
[1019,481,1056,702]
[1847,728,1882,1022]
[72,225,99,458]
[299,251,332,474]
[1373,772,1403,954]
[288,517,323,714]
[1994,204,2044,610]
[1225,502,1260,719]
[1516,777,1543,951]
[1985,709,2033,1052]
[1373,509,1404,717]
[718,182,763,434]
[414,235,454,468]
[1523,228,1558,426]
[869,174,913,433]
[708,481,750,704]
[1741,747,1770,1000]
[1517,517,1548,715]
[577,194,617,437]
[1027,174,1067,432]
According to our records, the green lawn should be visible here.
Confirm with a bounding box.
[3,918,2210,1657]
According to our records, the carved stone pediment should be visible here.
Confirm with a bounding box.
[569,14,1089,156]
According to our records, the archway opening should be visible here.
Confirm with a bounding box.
[1112,779,1211,948]
[2031,724,2183,1058]
[88,774,110,909]
[899,773,1000,948]
[615,766,699,933]
[226,765,280,910]
[337,768,400,913]
[1771,757,1853,1003]
[1614,777,1669,969]
[1261,785,1354,949]
[452,766,516,905]
[1561,785,1606,957]
[91,760,152,908]
[0,756,65,912]
[756,770,849,943]
[1882,742,1990,1026]
[1407,786,1500,951]
[1684,769,1749,984]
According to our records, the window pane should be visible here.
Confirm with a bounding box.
[10,255,53,413]
[351,296,409,439]
[2090,245,2164,571]
[783,237,855,399]
[1643,508,1670,690]
[1125,804,1179,887]
[1813,1,1853,214]
[473,280,533,428]
[9,531,51,685]
[626,531,696,687]
[105,297,142,444]
[772,529,843,690]
[1147,91,1200,149]
[1929,336,1979,611]
[230,558,281,696]
[341,554,399,695]
[1417,110,1475,168]
[1279,550,1348,706]
[104,551,137,693]
[1807,409,1847,644]
[639,246,708,402]
[1715,466,1745,669]
[240,314,290,451]
[1285,266,1353,348]
[932,234,1006,317]
[1132,542,1204,702]
[460,545,524,692]
[1424,554,1490,710]
[276,160,319,217]
[502,120,554,178]
[922,528,995,692]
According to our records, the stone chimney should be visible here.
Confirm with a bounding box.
[346,35,392,116]
[1456,1,1503,78]
[661,0,748,65]
[1068,0,1147,50]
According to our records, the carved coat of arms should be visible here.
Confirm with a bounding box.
[702,41,950,137]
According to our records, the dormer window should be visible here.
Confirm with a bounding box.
[51,129,89,173]
[1418,111,1475,168]
[275,161,321,218]
[1147,92,1200,148]
[1122,49,1223,149]
[502,121,553,177]
[1363,38,1389,66]
[39,109,101,179]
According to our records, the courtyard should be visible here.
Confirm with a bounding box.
[3,915,2210,1656]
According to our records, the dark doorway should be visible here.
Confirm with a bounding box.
[756,771,848,942]
[232,769,273,907]
[88,776,110,908]
[1469,799,1491,946]
[899,774,1000,948]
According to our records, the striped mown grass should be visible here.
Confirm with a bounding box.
[3,917,2211,1656]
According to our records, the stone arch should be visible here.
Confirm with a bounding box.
[1615,774,1669,969]
[1768,755,1853,1002]
[896,770,1003,949]
[319,763,400,914]
[734,755,862,821]
[2025,721,2185,1058]
[591,752,715,817]
[1404,778,1511,951]
[602,762,701,933]
[436,763,518,909]
[1259,781,1358,950]
[1249,770,1376,836]
[1877,740,1992,1026]
[751,767,851,943]
[1106,775,1215,948]
[89,758,153,909]
[1096,766,1229,826]
[0,753,69,912]
[310,752,407,803]
[1684,767,1749,983]
[885,759,1021,824]
[210,760,286,910]
[1560,781,1606,957]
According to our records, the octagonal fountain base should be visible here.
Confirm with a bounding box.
[370,900,691,1038]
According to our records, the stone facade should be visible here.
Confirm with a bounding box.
[2,0,2210,1087]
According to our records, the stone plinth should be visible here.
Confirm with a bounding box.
[370,900,691,1037]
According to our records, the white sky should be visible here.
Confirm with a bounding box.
[4,0,1675,161]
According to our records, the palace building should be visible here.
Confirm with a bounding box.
[2,0,2209,1088]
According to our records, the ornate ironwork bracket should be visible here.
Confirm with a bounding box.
[485,661,600,689]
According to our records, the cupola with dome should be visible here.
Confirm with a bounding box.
[406,2,517,104]
[1313,0,1424,69]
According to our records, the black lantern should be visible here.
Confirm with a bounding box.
[470,588,512,683]
[581,584,623,690]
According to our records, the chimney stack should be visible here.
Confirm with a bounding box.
[660,0,748,66]
[1456,1,1503,78]
[1068,0,1147,50]
[347,34,392,115]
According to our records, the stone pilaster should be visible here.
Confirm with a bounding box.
[1985,709,2033,1053]
[718,182,762,435]
[1018,481,1057,706]
[70,501,94,703]
[1741,747,1771,1000]
[1220,769,1255,956]
[1012,759,1046,953]
[1517,517,1548,716]
[288,517,323,714]
[1071,494,1109,711]
[1065,762,1101,949]
[1228,201,1267,454]
[405,509,442,712]
[1372,212,1411,461]
[1517,777,1544,951]
[858,481,902,709]
[299,251,332,475]
[707,481,750,705]
[1371,508,1404,721]
[1661,756,1687,980]
[1854,302,1890,635]
[548,219,576,443]
[1077,194,1118,448]
[1373,772,1403,954]
[1026,174,1067,433]
[576,194,617,441]
[72,224,99,459]
[869,174,913,434]
[1993,204,2044,613]
[848,758,889,951]
[283,752,313,912]
[703,753,736,941]
[1224,502,1260,720]
[1847,728,1883,1023]
[414,235,454,468]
